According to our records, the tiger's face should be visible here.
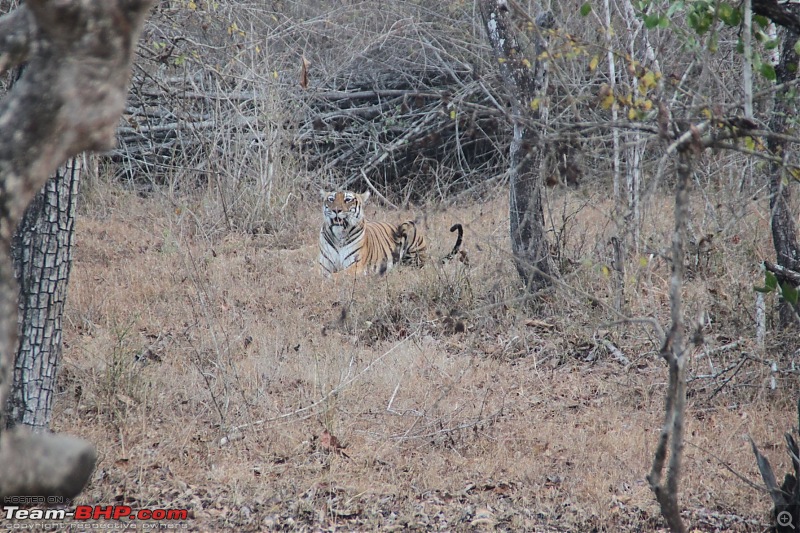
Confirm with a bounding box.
[321,190,371,229]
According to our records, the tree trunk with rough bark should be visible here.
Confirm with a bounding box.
[7,158,80,430]
[767,19,800,326]
[478,0,554,292]
[0,0,153,499]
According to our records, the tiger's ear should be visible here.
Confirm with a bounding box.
[361,191,371,204]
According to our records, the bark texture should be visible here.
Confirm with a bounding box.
[478,1,554,291]
[768,24,800,271]
[647,149,691,533]
[753,0,800,33]
[8,158,81,430]
[0,0,153,498]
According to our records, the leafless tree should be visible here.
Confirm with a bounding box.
[0,0,153,498]
[478,0,554,292]
[647,147,693,533]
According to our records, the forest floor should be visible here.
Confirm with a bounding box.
[51,183,798,531]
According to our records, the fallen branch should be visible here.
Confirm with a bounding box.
[597,337,632,366]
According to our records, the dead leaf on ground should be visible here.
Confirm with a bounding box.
[525,318,556,329]
[300,55,310,89]
[320,430,350,459]
[470,507,496,527]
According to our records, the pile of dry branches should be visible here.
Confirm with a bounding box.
[105,2,593,200]
[107,2,280,192]
[113,71,211,185]
[104,3,513,200]
[295,20,510,200]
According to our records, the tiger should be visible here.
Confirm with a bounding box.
[319,190,463,277]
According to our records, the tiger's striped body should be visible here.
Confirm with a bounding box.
[319,190,462,276]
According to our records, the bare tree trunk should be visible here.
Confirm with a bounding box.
[0,0,153,499]
[603,0,621,204]
[744,0,755,118]
[767,15,800,325]
[647,149,690,533]
[478,1,554,291]
[7,157,80,430]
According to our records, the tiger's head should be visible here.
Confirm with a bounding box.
[321,190,370,230]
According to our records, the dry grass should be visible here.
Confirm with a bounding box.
[52,181,799,532]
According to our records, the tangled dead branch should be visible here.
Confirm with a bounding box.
[107,3,597,202]
[295,20,510,200]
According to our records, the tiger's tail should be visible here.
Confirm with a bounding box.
[442,223,463,263]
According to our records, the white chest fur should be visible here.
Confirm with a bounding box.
[320,224,363,274]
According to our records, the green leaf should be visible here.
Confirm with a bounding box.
[764,39,780,50]
[717,3,741,26]
[794,39,800,56]
[754,286,774,293]
[760,63,777,81]
[687,8,713,35]
[644,13,661,29]
[667,1,684,18]
[782,283,799,305]
[754,14,770,28]
[766,271,779,291]
[580,3,592,16]
[658,15,670,28]
[717,3,732,23]
[687,11,699,31]
[708,33,718,53]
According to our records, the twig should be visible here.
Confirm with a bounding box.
[386,380,423,417]
[707,356,748,401]
[697,339,744,358]
[219,334,414,445]
[388,407,504,441]
[600,317,666,344]
[685,440,769,494]
[689,359,744,381]
[316,89,441,100]
[359,168,398,209]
